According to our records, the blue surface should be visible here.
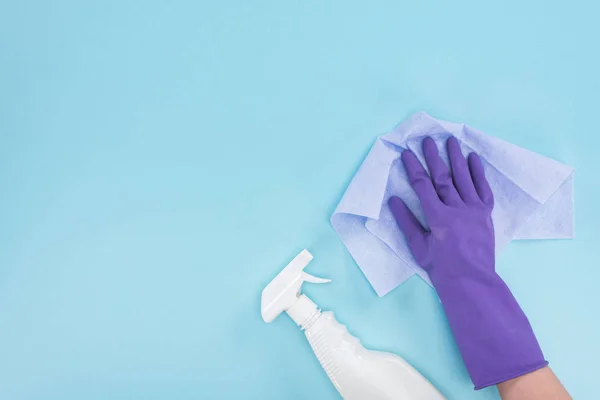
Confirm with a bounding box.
[0,1,598,399]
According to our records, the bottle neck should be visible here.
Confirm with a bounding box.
[286,294,321,330]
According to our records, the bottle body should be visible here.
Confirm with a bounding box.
[305,311,445,400]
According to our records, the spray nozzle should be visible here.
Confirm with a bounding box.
[261,250,330,323]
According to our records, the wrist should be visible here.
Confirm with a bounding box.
[428,257,496,288]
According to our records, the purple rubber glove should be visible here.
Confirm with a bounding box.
[389,137,547,389]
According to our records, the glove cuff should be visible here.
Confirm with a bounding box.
[434,273,547,389]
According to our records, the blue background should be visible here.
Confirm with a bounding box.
[0,1,598,399]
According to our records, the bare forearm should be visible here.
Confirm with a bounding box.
[497,367,571,400]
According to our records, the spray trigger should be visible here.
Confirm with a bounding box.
[302,272,331,284]
[261,249,330,323]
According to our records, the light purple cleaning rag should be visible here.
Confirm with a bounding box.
[331,112,574,296]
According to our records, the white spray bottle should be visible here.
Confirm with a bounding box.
[261,250,445,400]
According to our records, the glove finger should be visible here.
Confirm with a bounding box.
[447,137,479,204]
[468,152,494,206]
[401,149,442,216]
[388,196,429,263]
[423,137,462,206]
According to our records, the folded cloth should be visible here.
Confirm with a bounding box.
[331,112,574,296]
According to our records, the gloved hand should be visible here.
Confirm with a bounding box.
[389,137,547,389]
